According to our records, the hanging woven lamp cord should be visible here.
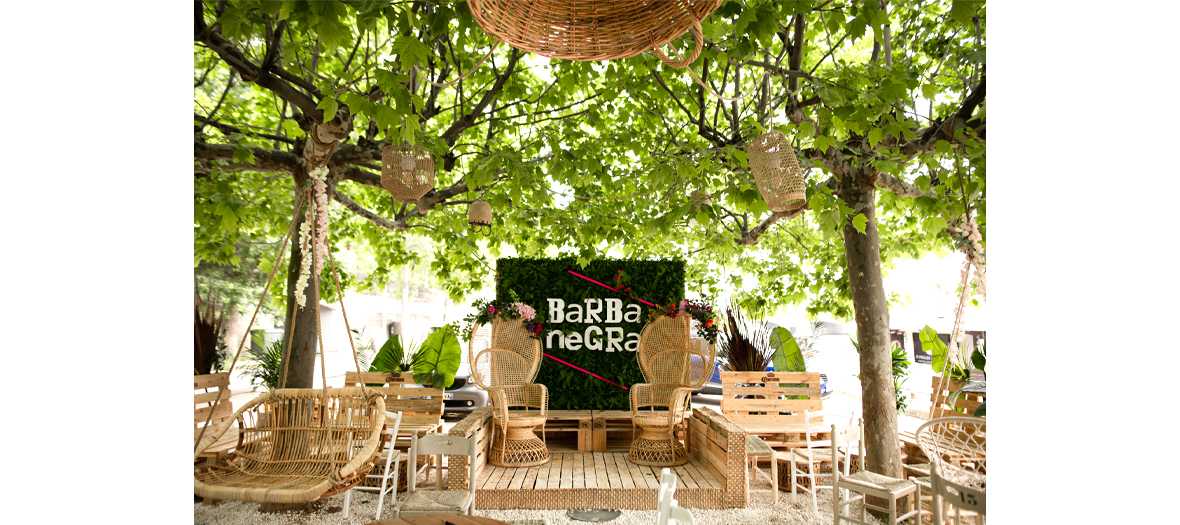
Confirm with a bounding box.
[412,40,501,88]
[194,189,305,450]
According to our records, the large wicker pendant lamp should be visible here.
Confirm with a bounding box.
[467,0,723,66]
[748,130,806,212]
[381,144,435,203]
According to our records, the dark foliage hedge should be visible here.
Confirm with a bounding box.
[495,257,685,410]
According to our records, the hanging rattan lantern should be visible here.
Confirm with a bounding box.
[748,130,806,212]
[381,144,435,203]
[468,199,493,235]
[690,189,711,212]
[468,0,723,66]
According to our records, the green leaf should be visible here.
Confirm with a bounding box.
[392,35,433,71]
[949,1,976,27]
[233,145,255,165]
[369,335,405,372]
[412,325,462,388]
[919,325,950,374]
[851,213,868,234]
[768,327,805,372]
[316,96,339,121]
[281,120,303,137]
[867,128,883,148]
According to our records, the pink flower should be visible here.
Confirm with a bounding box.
[488,305,496,314]
[514,302,536,321]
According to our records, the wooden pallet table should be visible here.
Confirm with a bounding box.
[539,410,594,451]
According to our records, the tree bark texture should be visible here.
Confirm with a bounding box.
[837,164,903,483]
[279,168,318,388]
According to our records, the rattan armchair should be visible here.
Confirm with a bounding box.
[469,318,550,467]
[629,315,715,467]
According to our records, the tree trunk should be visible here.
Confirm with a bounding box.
[837,164,903,484]
[279,168,317,388]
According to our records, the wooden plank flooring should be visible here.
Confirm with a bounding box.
[474,452,723,491]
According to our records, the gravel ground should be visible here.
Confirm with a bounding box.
[195,466,900,525]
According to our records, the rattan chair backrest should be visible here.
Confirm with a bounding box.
[915,416,986,489]
[468,318,542,389]
[637,315,715,388]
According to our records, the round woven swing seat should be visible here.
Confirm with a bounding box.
[194,388,386,504]
[748,130,806,212]
[468,0,722,63]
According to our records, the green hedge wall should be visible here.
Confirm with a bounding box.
[495,257,685,410]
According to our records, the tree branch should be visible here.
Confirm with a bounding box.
[194,140,301,172]
[195,114,297,145]
[736,203,810,246]
[195,1,324,121]
[874,172,926,198]
[902,76,985,155]
[331,187,431,231]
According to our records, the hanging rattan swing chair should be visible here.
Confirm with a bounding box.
[194,176,387,504]
[468,0,723,66]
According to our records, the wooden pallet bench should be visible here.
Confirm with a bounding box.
[719,371,830,450]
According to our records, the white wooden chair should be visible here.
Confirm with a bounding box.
[787,409,854,514]
[392,432,477,518]
[657,468,695,525]
[343,411,403,520]
[931,461,986,525]
[831,419,920,525]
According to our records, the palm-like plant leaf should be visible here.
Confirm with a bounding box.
[718,305,773,372]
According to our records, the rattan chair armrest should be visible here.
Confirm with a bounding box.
[522,383,548,417]
[487,386,511,430]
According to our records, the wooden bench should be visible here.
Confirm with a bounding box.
[194,372,238,468]
[719,371,828,450]
[343,371,445,490]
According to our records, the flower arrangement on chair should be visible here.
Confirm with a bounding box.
[462,291,545,338]
[646,299,720,344]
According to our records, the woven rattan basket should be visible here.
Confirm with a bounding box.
[468,0,723,66]
[748,130,806,212]
[381,144,435,203]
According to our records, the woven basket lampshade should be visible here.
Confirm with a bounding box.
[468,0,723,65]
[381,145,435,203]
[468,199,493,234]
[748,130,806,212]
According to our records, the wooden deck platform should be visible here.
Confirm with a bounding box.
[446,407,748,509]
[471,451,724,509]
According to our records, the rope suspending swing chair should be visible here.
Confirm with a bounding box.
[194,163,388,504]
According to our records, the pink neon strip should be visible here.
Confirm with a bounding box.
[566,270,657,307]
[543,352,628,390]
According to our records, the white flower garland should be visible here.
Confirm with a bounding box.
[293,166,331,309]
[946,215,985,355]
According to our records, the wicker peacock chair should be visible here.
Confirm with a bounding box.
[469,318,550,467]
[629,314,715,467]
